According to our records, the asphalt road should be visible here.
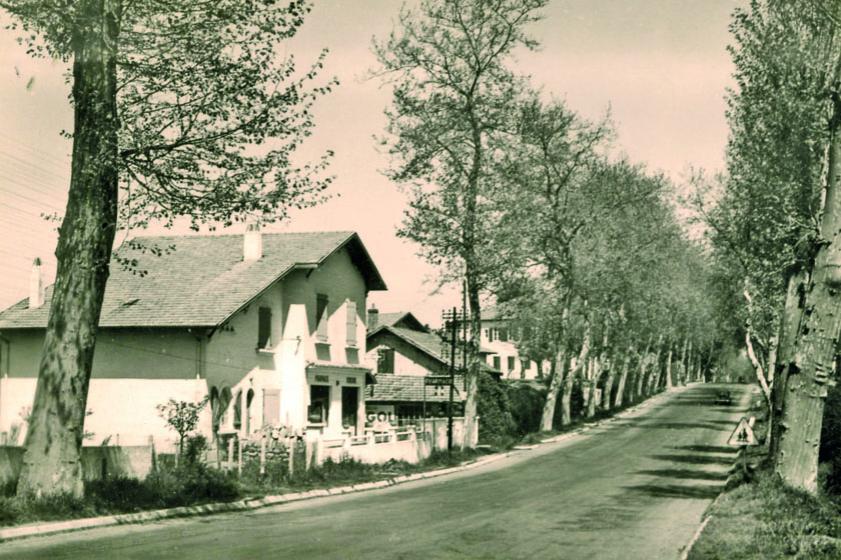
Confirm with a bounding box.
[0,383,754,560]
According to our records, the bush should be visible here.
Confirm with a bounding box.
[477,372,517,447]
[507,382,545,436]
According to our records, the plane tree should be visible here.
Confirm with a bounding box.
[372,0,547,445]
[2,0,334,498]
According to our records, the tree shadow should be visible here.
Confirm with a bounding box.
[635,468,729,481]
[672,444,736,454]
[623,483,722,500]
[649,453,733,466]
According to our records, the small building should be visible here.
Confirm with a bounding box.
[480,306,548,381]
[0,229,386,449]
[365,310,498,426]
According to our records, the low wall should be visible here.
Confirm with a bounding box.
[0,445,154,490]
[313,416,479,467]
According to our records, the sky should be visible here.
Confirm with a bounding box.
[0,0,743,326]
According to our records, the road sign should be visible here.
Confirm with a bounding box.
[727,416,758,447]
[424,375,452,387]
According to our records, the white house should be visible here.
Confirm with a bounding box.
[480,307,548,381]
[0,229,387,449]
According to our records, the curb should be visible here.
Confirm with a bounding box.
[0,384,696,544]
[0,450,513,543]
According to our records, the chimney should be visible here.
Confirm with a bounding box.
[367,305,379,330]
[29,258,45,309]
[243,221,262,261]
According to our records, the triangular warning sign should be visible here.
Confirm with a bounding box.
[727,417,758,447]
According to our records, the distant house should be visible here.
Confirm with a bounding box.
[480,307,548,381]
[0,229,386,448]
[364,310,498,425]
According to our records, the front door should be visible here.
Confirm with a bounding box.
[342,386,359,434]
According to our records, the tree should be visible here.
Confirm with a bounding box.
[3,0,333,497]
[373,0,546,445]
[157,397,209,461]
[707,0,840,492]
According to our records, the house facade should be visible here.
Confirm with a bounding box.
[364,310,501,426]
[0,229,386,449]
[480,307,548,381]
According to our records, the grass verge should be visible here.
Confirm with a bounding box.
[0,448,486,528]
[687,472,841,560]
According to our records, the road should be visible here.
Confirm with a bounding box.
[0,383,753,560]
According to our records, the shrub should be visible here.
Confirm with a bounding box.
[820,381,841,495]
[507,382,545,436]
[477,372,517,447]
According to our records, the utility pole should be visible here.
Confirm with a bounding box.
[443,307,461,453]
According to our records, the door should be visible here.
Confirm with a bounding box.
[342,386,359,434]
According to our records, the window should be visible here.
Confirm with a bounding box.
[521,359,529,376]
[308,385,330,424]
[257,307,272,349]
[346,300,357,346]
[507,356,515,372]
[316,294,329,342]
[492,356,501,370]
[378,348,395,373]
[499,328,509,342]
[233,390,242,430]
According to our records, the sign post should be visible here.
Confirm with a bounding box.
[727,416,759,477]
[442,308,463,453]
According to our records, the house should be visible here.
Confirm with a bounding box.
[364,310,499,425]
[0,229,386,449]
[480,307,548,381]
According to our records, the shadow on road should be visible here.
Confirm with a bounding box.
[672,444,736,454]
[649,453,733,466]
[623,483,721,500]
[635,468,729,481]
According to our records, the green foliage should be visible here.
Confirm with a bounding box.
[476,372,516,446]
[156,397,208,454]
[507,383,545,436]
[689,473,841,560]
[820,381,841,494]
[3,0,335,230]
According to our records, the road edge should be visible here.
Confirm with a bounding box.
[0,384,695,544]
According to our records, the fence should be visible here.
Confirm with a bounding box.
[216,416,480,475]
[0,444,155,489]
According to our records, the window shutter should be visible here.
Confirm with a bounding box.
[316,294,329,341]
[346,300,357,346]
[258,307,272,349]
[262,389,280,426]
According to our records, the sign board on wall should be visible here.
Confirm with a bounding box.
[424,376,451,387]
[366,404,396,426]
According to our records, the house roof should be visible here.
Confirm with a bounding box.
[366,373,465,403]
[367,325,502,375]
[0,231,386,330]
[375,311,426,331]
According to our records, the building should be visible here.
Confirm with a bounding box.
[480,307,547,381]
[365,310,500,425]
[0,229,386,448]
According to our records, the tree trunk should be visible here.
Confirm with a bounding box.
[646,335,664,396]
[601,353,615,411]
[634,336,653,401]
[775,67,841,491]
[770,267,809,458]
[17,0,121,499]
[613,347,632,409]
[462,276,481,450]
[665,343,674,390]
[560,319,591,426]
[679,338,689,386]
[585,358,598,418]
[540,348,566,432]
